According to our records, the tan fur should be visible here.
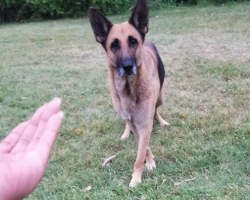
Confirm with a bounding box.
[89,1,168,187]
[106,24,168,187]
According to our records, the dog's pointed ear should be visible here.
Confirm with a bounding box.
[88,7,113,47]
[128,0,149,40]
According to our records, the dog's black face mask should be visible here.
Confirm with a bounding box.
[117,57,137,77]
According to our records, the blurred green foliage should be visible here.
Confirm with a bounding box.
[0,0,245,22]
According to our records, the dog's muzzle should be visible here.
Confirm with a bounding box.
[117,58,137,77]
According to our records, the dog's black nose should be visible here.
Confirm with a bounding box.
[122,59,134,73]
[123,65,133,73]
[118,57,137,76]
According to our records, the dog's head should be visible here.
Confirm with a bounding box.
[88,0,149,77]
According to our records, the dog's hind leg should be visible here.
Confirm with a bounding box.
[155,110,169,127]
[121,123,130,140]
[154,85,169,127]
[145,146,156,170]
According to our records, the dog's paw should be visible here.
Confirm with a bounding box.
[160,120,170,127]
[129,176,141,187]
[120,133,129,141]
[145,159,156,171]
[120,125,130,141]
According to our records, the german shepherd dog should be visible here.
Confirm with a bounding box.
[88,0,168,187]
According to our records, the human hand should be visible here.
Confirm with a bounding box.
[0,98,64,200]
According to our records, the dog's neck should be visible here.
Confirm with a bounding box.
[110,64,149,103]
[112,71,138,94]
[124,75,137,96]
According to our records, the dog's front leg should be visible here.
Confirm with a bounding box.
[110,92,131,140]
[121,123,131,140]
[129,122,153,187]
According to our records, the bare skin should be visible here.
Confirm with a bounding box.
[0,98,63,200]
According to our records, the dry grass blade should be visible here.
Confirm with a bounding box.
[102,155,117,167]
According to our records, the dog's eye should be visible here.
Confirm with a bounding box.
[111,39,120,51]
[129,36,138,48]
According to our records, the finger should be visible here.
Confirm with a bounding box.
[26,98,62,151]
[0,122,28,153]
[34,111,64,163]
[40,98,62,121]
[10,104,46,153]
[0,103,45,153]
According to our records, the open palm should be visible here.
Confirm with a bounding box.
[0,98,63,200]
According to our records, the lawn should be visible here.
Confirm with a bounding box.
[0,2,250,199]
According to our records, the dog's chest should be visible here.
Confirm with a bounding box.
[118,96,135,121]
[114,79,149,122]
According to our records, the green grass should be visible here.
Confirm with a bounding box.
[1,2,250,199]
